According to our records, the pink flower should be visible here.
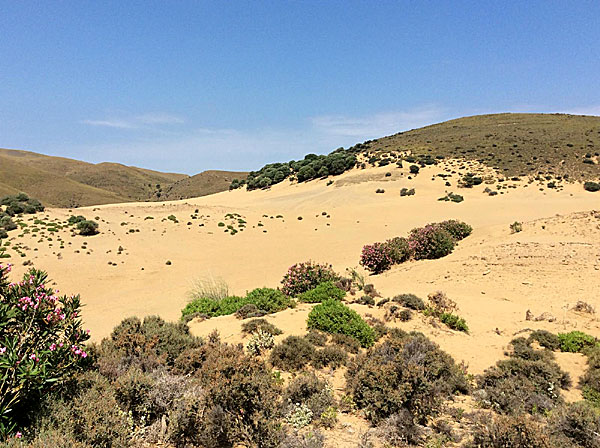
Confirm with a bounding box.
[15,432,22,439]
[49,343,57,351]
[0,347,6,355]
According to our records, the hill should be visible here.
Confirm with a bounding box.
[0,148,246,207]
[235,113,600,192]
[160,170,248,201]
[367,113,600,180]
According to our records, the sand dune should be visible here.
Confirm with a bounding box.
[6,161,600,396]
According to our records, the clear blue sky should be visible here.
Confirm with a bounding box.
[1,1,599,174]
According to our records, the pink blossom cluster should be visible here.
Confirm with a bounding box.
[281,261,338,296]
[359,242,394,273]
[408,224,454,260]
[70,345,88,358]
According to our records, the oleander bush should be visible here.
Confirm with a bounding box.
[0,266,90,438]
[281,261,340,296]
[346,331,468,424]
[307,300,375,348]
[298,281,345,303]
[359,242,394,273]
[359,220,471,273]
[408,224,455,260]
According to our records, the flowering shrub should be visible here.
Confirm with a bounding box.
[359,242,394,273]
[246,329,275,356]
[0,265,90,438]
[408,224,455,260]
[281,261,339,297]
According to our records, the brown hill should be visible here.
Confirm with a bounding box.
[366,113,600,180]
[160,170,248,201]
[0,148,246,207]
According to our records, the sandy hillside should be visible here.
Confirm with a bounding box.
[5,160,600,392]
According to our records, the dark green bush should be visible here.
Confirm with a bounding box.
[346,331,468,424]
[528,330,560,351]
[307,300,375,348]
[68,215,86,225]
[298,281,345,303]
[77,220,99,236]
[386,237,410,264]
[438,220,473,241]
[583,181,600,192]
[269,336,316,371]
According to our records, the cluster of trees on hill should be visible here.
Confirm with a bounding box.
[230,148,358,190]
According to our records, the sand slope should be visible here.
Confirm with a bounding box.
[5,162,600,396]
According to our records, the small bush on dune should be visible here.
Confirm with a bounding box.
[281,261,339,296]
[298,281,345,303]
[283,373,336,426]
[548,401,600,448]
[392,293,426,310]
[312,345,348,369]
[386,236,410,264]
[467,413,553,448]
[528,329,560,351]
[408,224,455,260]
[583,181,600,192]
[67,215,86,225]
[241,318,283,336]
[245,287,294,313]
[359,241,394,273]
[346,331,468,424]
[438,219,473,241]
[558,331,597,353]
[270,336,316,371]
[307,300,375,348]
[439,312,469,332]
[476,339,570,415]
[77,220,99,236]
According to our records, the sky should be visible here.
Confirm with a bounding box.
[1,1,599,174]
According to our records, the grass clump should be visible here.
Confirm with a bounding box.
[298,281,345,303]
[307,300,375,348]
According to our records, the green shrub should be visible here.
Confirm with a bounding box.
[392,293,426,310]
[244,287,293,313]
[439,312,469,332]
[298,281,345,303]
[346,331,468,424]
[386,237,410,264]
[77,220,99,236]
[307,300,375,348]
[269,336,316,371]
[558,331,597,353]
[67,215,86,225]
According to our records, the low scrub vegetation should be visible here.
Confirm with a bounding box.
[298,281,345,303]
[181,287,293,320]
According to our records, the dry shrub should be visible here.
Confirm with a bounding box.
[428,290,457,314]
[548,401,600,448]
[467,413,552,448]
[573,301,595,314]
[312,346,348,369]
[377,409,424,446]
[270,336,316,371]
[346,331,468,424]
[284,373,336,427]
